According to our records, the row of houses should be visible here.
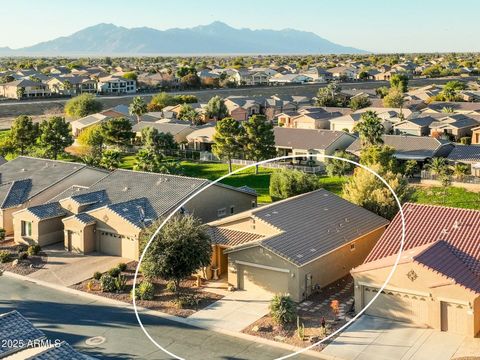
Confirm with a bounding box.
[0,67,136,99]
[2,156,478,338]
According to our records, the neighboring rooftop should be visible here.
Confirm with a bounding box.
[274,127,353,150]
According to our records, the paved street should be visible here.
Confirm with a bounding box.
[0,276,319,360]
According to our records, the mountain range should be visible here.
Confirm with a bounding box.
[0,22,367,55]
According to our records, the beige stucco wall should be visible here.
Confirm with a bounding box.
[2,206,25,235]
[185,185,257,223]
[13,210,64,247]
[352,262,479,337]
[299,226,386,298]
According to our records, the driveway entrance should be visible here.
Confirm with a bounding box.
[28,244,130,286]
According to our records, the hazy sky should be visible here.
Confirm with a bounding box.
[1,0,479,53]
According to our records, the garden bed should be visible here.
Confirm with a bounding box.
[0,240,47,276]
[71,262,223,318]
[243,276,354,351]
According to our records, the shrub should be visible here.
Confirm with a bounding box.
[269,294,297,326]
[100,274,116,292]
[17,244,28,253]
[108,267,121,278]
[27,245,41,256]
[93,271,102,281]
[18,252,28,260]
[0,250,12,263]
[0,228,5,241]
[114,275,127,292]
[460,137,472,145]
[175,294,199,309]
[166,280,177,293]
[86,280,95,292]
[117,263,128,272]
[132,281,154,300]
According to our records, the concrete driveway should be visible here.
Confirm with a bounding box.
[28,244,130,286]
[186,289,272,332]
[322,315,467,360]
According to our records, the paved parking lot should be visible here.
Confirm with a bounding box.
[28,244,130,286]
[322,315,469,360]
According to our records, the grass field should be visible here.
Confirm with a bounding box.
[411,186,480,210]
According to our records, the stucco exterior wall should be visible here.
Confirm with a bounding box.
[185,185,257,223]
[352,262,479,337]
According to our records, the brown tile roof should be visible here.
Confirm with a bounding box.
[274,127,354,151]
[208,227,264,247]
[364,203,480,278]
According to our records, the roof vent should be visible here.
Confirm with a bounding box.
[310,248,316,252]
[441,228,448,235]
[296,254,304,258]
[453,220,460,229]
[272,211,278,214]
[324,208,328,211]
[122,186,129,192]
[345,218,349,222]
[265,214,271,217]
[21,168,26,172]
[123,208,128,212]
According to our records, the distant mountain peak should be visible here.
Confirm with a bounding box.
[2,22,367,55]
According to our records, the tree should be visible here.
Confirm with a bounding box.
[205,96,228,121]
[134,148,163,173]
[243,115,276,174]
[140,215,212,295]
[383,87,405,118]
[77,124,104,161]
[325,150,356,177]
[212,118,244,172]
[452,163,470,179]
[354,111,384,147]
[100,149,121,170]
[269,294,297,326]
[425,157,450,176]
[65,94,103,119]
[360,145,398,173]
[315,82,345,107]
[349,95,372,111]
[180,73,201,89]
[376,86,389,98]
[269,169,320,201]
[403,160,419,178]
[390,73,409,92]
[16,87,25,99]
[100,118,134,149]
[342,164,412,220]
[10,115,39,155]
[178,104,202,125]
[37,117,74,160]
[129,96,147,123]
[148,92,174,112]
[122,72,137,81]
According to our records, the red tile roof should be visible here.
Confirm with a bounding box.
[413,240,480,293]
[364,203,480,278]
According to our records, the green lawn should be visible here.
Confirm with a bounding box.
[412,186,480,210]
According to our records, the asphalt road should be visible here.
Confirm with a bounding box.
[0,276,317,360]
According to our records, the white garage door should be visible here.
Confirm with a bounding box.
[238,264,289,295]
[363,286,429,325]
[441,302,469,335]
[99,231,136,259]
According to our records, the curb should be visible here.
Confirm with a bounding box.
[3,271,333,359]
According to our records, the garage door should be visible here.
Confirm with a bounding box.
[238,264,289,295]
[441,302,469,335]
[99,231,137,259]
[363,286,429,325]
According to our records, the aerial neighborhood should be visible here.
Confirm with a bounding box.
[0,19,480,360]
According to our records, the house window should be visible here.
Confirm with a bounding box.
[217,208,227,218]
[21,221,32,237]
[350,243,356,251]
[230,206,235,215]
[251,200,257,208]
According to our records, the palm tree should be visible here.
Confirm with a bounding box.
[354,111,385,147]
[425,157,449,176]
[129,96,147,123]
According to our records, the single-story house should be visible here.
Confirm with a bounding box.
[12,169,257,260]
[273,127,356,165]
[224,97,262,121]
[207,189,389,301]
[132,121,195,145]
[71,113,109,137]
[346,135,454,162]
[422,102,480,115]
[447,145,480,176]
[393,116,436,136]
[0,157,108,235]
[472,126,480,145]
[429,114,480,140]
[186,123,216,152]
[278,108,344,130]
[352,203,480,337]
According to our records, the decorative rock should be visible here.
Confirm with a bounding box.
[274,336,286,342]
[12,259,19,267]
[251,325,259,332]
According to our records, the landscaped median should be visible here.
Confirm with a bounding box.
[71,261,223,317]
